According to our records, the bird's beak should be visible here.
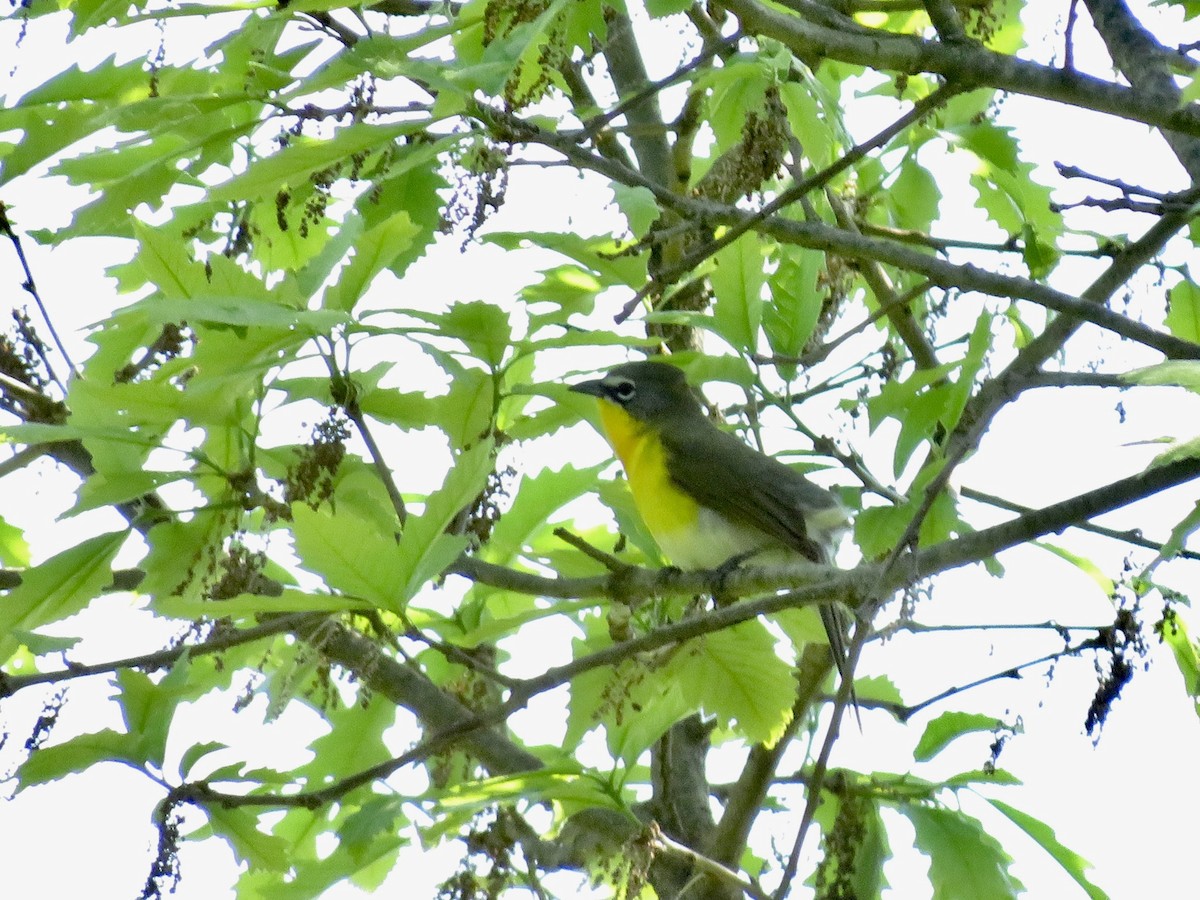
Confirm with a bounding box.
[569,378,608,398]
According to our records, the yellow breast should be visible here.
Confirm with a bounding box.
[597,400,700,553]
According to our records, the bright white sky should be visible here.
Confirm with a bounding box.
[2,2,1200,899]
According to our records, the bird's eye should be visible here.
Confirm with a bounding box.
[612,380,636,402]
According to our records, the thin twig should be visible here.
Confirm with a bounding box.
[0,613,322,697]
[960,485,1200,560]
[898,636,1105,721]
[553,526,630,572]
[0,203,75,387]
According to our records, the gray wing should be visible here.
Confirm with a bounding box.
[661,419,845,562]
[661,418,854,682]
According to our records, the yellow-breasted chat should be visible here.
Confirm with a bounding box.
[570,358,851,675]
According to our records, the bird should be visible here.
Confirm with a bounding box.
[570,358,852,678]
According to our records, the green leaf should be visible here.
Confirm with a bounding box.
[429,364,495,450]
[0,515,31,567]
[17,729,140,788]
[855,478,963,560]
[438,300,513,368]
[780,80,833,168]
[1122,360,1200,393]
[179,740,229,781]
[207,807,291,872]
[132,220,207,300]
[668,621,795,746]
[890,159,941,232]
[914,711,1008,762]
[326,211,420,312]
[484,231,647,289]
[291,504,411,610]
[987,799,1108,900]
[340,796,409,864]
[1166,279,1200,343]
[711,232,767,352]
[1034,541,1115,597]
[611,183,659,236]
[0,530,127,662]
[645,0,691,16]
[903,804,1023,899]
[1160,501,1200,562]
[855,674,905,707]
[395,439,496,604]
[7,630,80,656]
[700,57,770,150]
[943,768,1022,788]
[206,122,413,203]
[484,464,604,566]
[868,364,955,475]
[117,657,196,767]
[764,245,823,367]
[434,765,601,811]
[1160,611,1200,717]
[301,693,396,778]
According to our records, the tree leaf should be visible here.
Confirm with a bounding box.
[903,803,1023,899]
[178,740,230,781]
[483,463,605,566]
[327,211,420,312]
[1033,541,1115,597]
[17,730,140,789]
[0,514,31,567]
[0,530,127,662]
[1122,360,1200,393]
[987,799,1108,900]
[765,245,823,367]
[1160,610,1200,717]
[292,504,410,610]
[914,711,1008,762]
[395,439,496,603]
[711,232,766,352]
[206,122,414,203]
[890,158,941,232]
[206,807,291,872]
[1166,279,1200,343]
[669,621,795,746]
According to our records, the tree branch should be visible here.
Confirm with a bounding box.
[492,108,1200,359]
[1084,0,1200,177]
[602,11,675,189]
[0,613,319,697]
[723,0,1200,140]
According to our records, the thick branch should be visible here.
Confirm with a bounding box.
[602,12,675,188]
[1084,0,1200,179]
[723,0,1200,141]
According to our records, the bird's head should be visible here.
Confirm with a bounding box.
[569,360,701,424]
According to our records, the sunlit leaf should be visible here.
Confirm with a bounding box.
[987,799,1107,900]
[669,621,795,746]
[914,711,1008,762]
[0,531,127,662]
[904,804,1023,899]
[711,232,767,352]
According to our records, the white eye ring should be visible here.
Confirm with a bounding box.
[612,380,636,402]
